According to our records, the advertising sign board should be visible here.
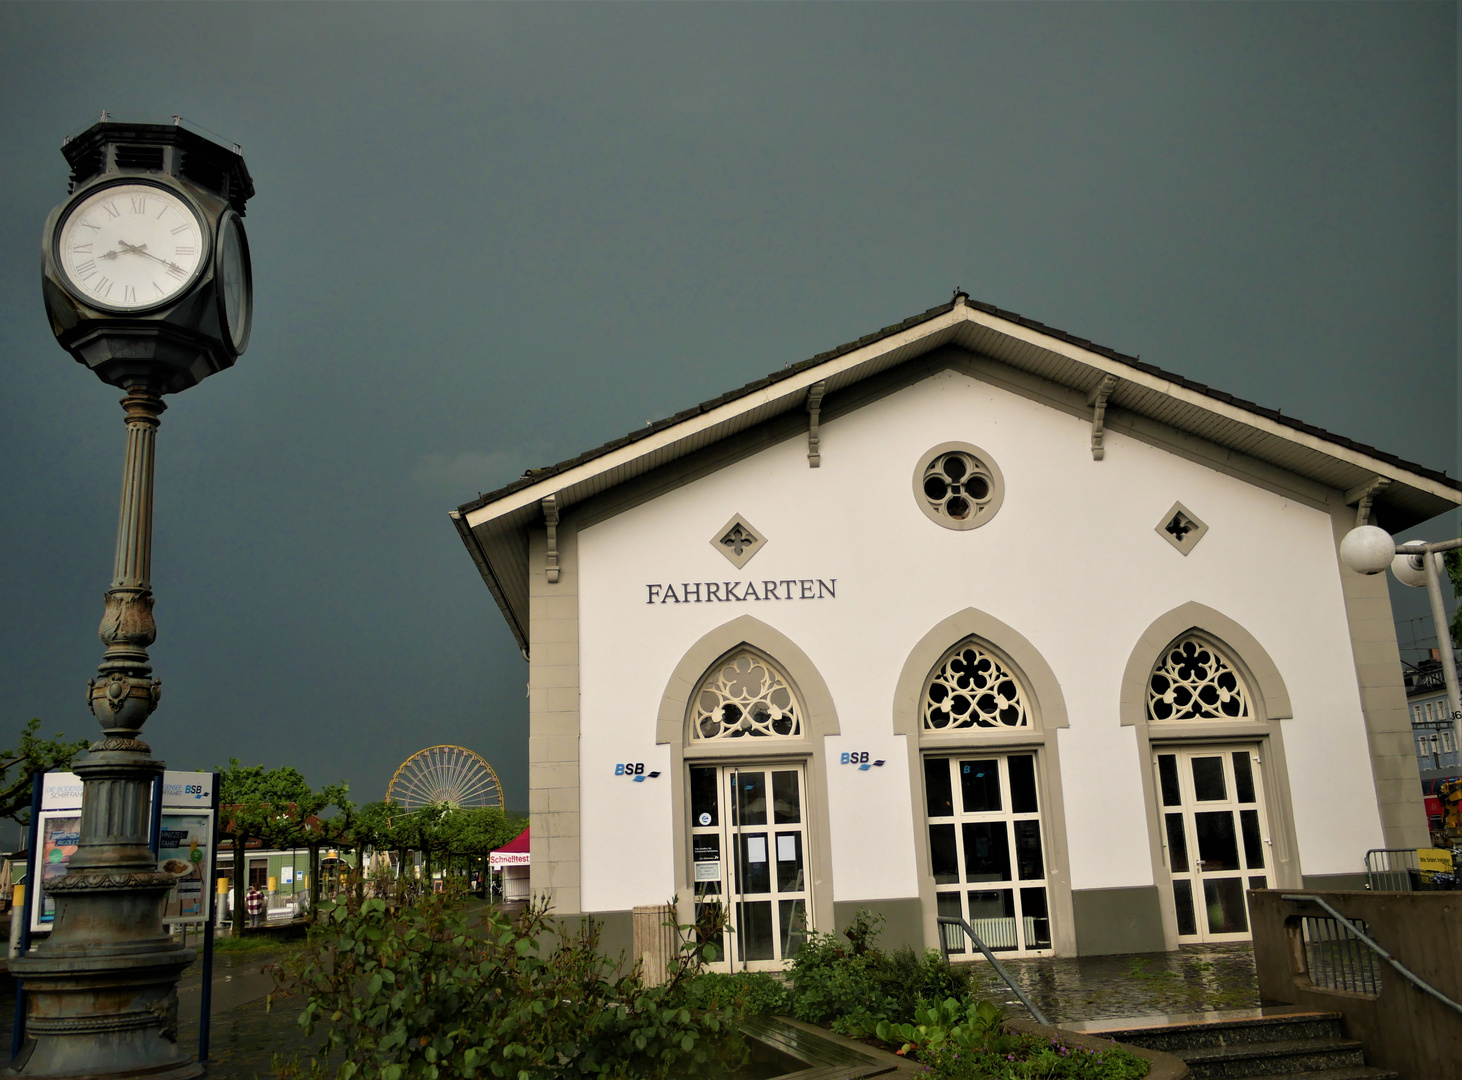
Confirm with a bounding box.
[31,810,81,932]
[31,770,218,930]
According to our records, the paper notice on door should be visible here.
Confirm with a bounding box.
[694,860,721,882]
[746,837,768,863]
[777,834,797,862]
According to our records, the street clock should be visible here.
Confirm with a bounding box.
[40,118,255,393]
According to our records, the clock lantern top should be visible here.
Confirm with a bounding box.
[41,118,256,395]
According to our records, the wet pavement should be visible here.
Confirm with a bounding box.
[0,942,1262,1077]
[1,946,328,1080]
[956,943,1261,1024]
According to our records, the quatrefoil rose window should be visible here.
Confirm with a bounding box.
[913,443,1005,530]
[923,640,1030,731]
[693,651,801,740]
[1148,636,1251,722]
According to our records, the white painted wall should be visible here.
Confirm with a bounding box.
[575,368,1383,914]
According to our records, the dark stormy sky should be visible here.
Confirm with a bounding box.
[0,3,1456,822]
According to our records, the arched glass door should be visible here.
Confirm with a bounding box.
[689,763,811,972]
[1155,746,1271,942]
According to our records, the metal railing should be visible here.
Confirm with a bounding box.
[935,915,1049,1026]
[1365,848,1418,892]
[1365,848,1459,892]
[1299,915,1383,995]
[1281,894,1462,1017]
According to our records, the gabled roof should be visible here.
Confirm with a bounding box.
[452,293,1461,654]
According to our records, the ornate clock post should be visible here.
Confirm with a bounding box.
[10,117,254,1079]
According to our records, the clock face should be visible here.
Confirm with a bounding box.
[55,182,206,312]
[217,212,252,352]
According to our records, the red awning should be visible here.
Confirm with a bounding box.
[489,826,529,869]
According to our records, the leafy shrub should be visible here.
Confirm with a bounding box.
[687,971,790,1018]
[917,1031,1149,1079]
[877,998,1148,1079]
[787,908,975,1035]
[876,997,1009,1058]
[271,894,746,1080]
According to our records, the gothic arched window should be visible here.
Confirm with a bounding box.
[692,650,801,740]
[1148,635,1252,722]
[923,639,1030,731]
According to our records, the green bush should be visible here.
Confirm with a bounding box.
[686,971,790,1018]
[917,1031,1149,1079]
[878,997,1147,1079]
[271,894,746,1080]
[787,909,975,1036]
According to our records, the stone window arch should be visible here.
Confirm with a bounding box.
[1147,633,1253,723]
[923,637,1031,732]
[691,648,803,741]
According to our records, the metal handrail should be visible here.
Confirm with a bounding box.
[934,915,1049,1026]
[1280,894,1462,1016]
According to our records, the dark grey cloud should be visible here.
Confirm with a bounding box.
[0,2,1455,812]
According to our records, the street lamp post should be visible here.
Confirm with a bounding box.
[9,117,253,1079]
[1340,525,1462,773]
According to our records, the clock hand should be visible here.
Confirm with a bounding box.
[116,240,188,277]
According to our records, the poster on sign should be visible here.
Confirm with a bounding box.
[30,769,217,931]
[158,813,212,922]
[157,771,215,924]
[32,810,81,932]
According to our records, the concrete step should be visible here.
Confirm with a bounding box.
[1176,1038,1366,1080]
[1102,1010,1346,1052]
[1258,1070,1397,1080]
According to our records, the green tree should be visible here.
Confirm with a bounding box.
[215,759,321,933]
[0,718,89,827]
[1444,542,1462,651]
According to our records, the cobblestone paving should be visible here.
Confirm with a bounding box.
[958,943,1261,1024]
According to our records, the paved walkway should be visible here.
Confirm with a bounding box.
[0,942,1261,1077]
[958,943,1261,1024]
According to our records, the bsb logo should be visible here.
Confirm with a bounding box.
[614,763,662,782]
[840,752,885,771]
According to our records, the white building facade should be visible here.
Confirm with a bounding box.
[453,295,1460,965]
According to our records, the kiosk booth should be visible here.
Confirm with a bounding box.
[491,827,530,902]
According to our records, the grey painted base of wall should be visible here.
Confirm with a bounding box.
[562,911,636,975]
[1301,873,1369,892]
[1072,887,1166,956]
[834,898,925,953]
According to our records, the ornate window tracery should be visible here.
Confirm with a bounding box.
[912,443,1005,531]
[1147,636,1251,722]
[923,640,1030,731]
[692,650,801,740]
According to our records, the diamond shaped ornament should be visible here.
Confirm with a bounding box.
[1155,501,1208,556]
[712,513,767,569]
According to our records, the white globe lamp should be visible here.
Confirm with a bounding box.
[1392,549,1432,589]
[1339,525,1396,575]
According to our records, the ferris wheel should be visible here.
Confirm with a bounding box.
[387,745,504,812]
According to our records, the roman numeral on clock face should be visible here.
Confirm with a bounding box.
[102,203,120,219]
[130,196,146,214]
[123,285,137,304]
[175,245,196,256]
[73,259,97,280]
[72,243,92,254]
[93,275,113,297]
[165,263,186,281]
[170,224,190,236]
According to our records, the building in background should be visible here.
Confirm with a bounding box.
[453,294,1460,968]
[1404,653,1459,834]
